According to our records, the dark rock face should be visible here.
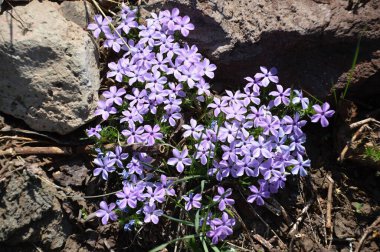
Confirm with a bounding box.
[0,171,71,250]
[333,50,380,108]
[144,0,380,97]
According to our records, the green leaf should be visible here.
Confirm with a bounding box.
[201,236,210,252]
[342,36,361,99]
[201,180,205,192]
[210,243,221,252]
[195,209,200,233]
[149,234,197,252]
[161,214,195,227]
[172,175,208,185]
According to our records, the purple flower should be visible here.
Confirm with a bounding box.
[250,136,272,159]
[257,115,281,136]
[163,111,182,127]
[166,82,186,97]
[117,9,138,34]
[281,113,306,136]
[120,108,144,127]
[145,70,167,88]
[182,119,204,138]
[143,186,166,206]
[124,220,135,232]
[254,66,279,87]
[183,193,202,211]
[122,124,144,144]
[222,102,247,122]
[86,125,102,139]
[125,66,148,86]
[162,8,181,30]
[236,157,260,177]
[213,187,235,211]
[143,204,163,224]
[87,15,111,38]
[195,142,214,165]
[292,90,309,109]
[311,102,335,127]
[125,88,148,108]
[178,65,201,88]
[242,85,261,106]
[247,184,270,206]
[247,105,266,127]
[107,60,126,83]
[103,86,126,106]
[95,201,118,225]
[126,156,144,175]
[93,156,116,180]
[116,185,138,209]
[258,158,282,180]
[163,95,182,112]
[156,175,176,196]
[244,76,261,90]
[174,15,194,36]
[221,143,238,162]
[108,146,129,168]
[269,174,287,193]
[196,78,211,101]
[200,58,217,79]
[94,101,117,121]
[209,160,233,181]
[286,154,310,176]
[139,28,162,47]
[269,85,291,106]
[222,90,245,105]
[218,122,239,143]
[104,32,127,53]
[142,125,163,146]
[206,212,235,244]
[152,53,170,73]
[167,148,192,173]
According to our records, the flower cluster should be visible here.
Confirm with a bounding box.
[86,4,334,248]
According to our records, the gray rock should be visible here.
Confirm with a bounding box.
[143,0,380,97]
[0,170,71,250]
[58,0,96,29]
[0,1,100,135]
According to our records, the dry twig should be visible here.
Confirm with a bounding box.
[355,215,380,252]
[316,197,328,246]
[288,197,315,236]
[326,175,334,230]
[253,234,273,250]
[349,118,380,129]
[267,198,292,226]
[0,143,167,156]
[339,124,370,162]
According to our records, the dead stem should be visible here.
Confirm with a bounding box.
[355,215,380,252]
[326,175,334,230]
[350,118,380,129]
[288,197,315,237]
[339,124,370,162]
